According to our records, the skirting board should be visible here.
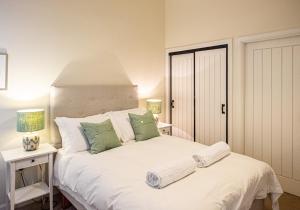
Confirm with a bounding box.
[278,175,300,197]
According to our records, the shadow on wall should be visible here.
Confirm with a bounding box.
[53,52,133,86]
[52,51,166,116]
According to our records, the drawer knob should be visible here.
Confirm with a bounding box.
[31,159,35,163]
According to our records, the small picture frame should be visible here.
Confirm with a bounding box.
[0,53,8,90]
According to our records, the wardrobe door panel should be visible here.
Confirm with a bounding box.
[195,48,227,145]
[171,53,194,140]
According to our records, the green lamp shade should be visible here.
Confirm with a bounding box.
[17,109,45,132]
[146,99,162,114]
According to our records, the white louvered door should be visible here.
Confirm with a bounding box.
[245,36,300,196]
[195,49,227,145]
[171,53,194,140]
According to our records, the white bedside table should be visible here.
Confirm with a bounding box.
[157,122,172,135]
[1,143,57,210]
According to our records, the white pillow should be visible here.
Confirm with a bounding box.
[108,108,147,143]
[55,113,109,153]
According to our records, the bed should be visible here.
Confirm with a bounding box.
[50,85,283,210]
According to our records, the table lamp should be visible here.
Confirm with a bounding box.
[17,109,45,151]
[146,99,162,124]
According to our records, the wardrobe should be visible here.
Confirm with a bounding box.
[169,45,228,144]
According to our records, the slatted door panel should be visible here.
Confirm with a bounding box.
[245,36,300,196]
[294,45,300,181]
[171,53,194,140]
[195,49,227,145]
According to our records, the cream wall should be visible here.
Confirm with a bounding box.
[165,0,300,47]
[165,0,300,153]
[0,0,165,207]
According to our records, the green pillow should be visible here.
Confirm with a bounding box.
[80,119,121,154]
[128,111,160,141]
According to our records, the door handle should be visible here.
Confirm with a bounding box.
[171,100,175,108]
[221,104,226,114]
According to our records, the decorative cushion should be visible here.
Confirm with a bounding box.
[108,108,147,142]
[55,114,109,153]
[80,119,122,154]
[128,111,160,141]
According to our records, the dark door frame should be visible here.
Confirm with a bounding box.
[169,44,228,143]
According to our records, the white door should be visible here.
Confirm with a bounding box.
[245,36,300,196]
[170,53,194,140]
[170,47,227,143]
[195,48,227,145]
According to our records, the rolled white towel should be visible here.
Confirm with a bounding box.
[146,158,196,189]
[193,141,231,167]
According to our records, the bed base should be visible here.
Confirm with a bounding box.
[250,199,264,210]
[61,192,72,209]
[59,188,265,210]
[60,188,87,210]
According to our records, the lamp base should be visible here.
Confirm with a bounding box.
[153,114,159,125]
[23,134,40,151]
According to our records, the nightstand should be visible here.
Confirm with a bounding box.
[157,122,172,135]
[1,143,57,210]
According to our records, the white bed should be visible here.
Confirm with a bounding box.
[50,85,283,210]
[54,135,282,210]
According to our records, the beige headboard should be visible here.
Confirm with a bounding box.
[50,85,138,147]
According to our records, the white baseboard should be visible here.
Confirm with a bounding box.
[278,175,300,197]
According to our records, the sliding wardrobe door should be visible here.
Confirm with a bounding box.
[170,53,194,140]
[245,36,300,196]
[170,45,228,143]
[195,48,227,145]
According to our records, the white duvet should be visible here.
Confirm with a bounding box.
[54,135,283,210]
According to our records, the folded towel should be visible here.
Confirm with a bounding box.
[193,141,231,167]
[146,158,196,189]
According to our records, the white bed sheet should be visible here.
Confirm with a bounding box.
[54,135,283,210]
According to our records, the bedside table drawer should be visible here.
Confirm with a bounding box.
[159,127,171,135]
[15,155,48,170]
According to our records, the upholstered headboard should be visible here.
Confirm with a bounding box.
[50,85,138,147]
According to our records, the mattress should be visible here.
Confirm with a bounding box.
[54,135,283,210]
